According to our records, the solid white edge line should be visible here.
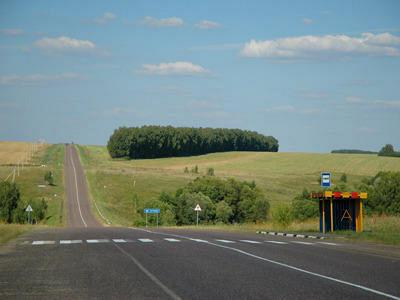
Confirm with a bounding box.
[130,228,400,300]
[215,239,236,243]
[69,147,87,227]
[239,240,262,244]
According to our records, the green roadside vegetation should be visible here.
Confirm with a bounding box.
[0,143,65,244]
[78,144,400,244]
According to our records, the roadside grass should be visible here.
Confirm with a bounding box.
[0,223,34,245]
[0,143,65,226]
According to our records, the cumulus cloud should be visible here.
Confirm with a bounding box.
[0,28,24,36]
[93,12,117,25]
[140,61,209,75]
[302,18,313,25]
[0,73,83,85]
[139,16,184,27]
[35,36,96,52]
[195,20,221,29]
[241,32,400,59]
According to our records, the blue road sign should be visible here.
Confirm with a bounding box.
[144,208,160,214]
[321,172,331,188]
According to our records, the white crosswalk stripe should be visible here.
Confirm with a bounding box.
[239,240,262,244]
[292,241,314,245]
[164,238,180,242]
[32,241,55,245]
[60,240,82,244]
[112,239,127,243]
[215,239,236,243]
[138,238,154,243]
[86,239,110,243]
[265,240,288,244]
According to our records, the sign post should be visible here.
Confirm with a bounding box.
[25,204,33,224]
[194,204,202,226]
[321,172,331,188]
[143,208,160,228]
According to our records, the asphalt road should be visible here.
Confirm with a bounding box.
[1,145,399,299]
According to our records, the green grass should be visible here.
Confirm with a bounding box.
[0,143,65,226]
[77,144,400,229]
[0,223,34,245]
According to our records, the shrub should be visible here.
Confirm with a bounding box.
[207,167,215,176]
[272,203,292,227]
[215,201,233,223]
[191,165,199,174]
[0,182,20,223]
[44,171,54,185]
[291,189,319,221]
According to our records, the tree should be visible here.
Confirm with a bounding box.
[0,182,20,223]
[44,171,54,185]
[215,201,233,223]
[378,144,395,156]
[340,173,347,183]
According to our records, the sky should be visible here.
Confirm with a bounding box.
[0,0,399,152]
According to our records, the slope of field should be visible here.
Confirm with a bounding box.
[0,142,65,226]
[78,145,400,226]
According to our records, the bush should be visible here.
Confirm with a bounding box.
[340,173,347,183]
[0,182,20,223]
[44,171,54,185]
[191,165,199,174]
[215,201,233,223]
[207,167,214,176]
[184,167,189,174]
[13,198,48,224]
[291,189,319,221]
[272,203,292,227]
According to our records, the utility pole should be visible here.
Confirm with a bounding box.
[12,167,16,183]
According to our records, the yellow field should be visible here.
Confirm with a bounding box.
[0,141,48,165]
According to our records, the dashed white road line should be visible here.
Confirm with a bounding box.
[164,238,180,242]
[189,238,208,243]
[265,240,288,244]
[112,239,127,243]
[291,241,314,245]
[32,241,55,245]
[318,242,338,246]
[86,239,110,243]
[138,238,154,243]
[239,240,262,244]
[60,240,82,244]
[215,239,236,243]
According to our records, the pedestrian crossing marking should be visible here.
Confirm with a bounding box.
[112,239,127,243]
[60,240,82,244]
[32,241,55,245]
[164,238,180,242]
[138,238,154,243]
[87,239,110,243]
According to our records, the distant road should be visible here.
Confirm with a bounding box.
[64,144,101,227]
[0,145,399,299]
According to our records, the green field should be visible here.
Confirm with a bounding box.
[78,145,400,228]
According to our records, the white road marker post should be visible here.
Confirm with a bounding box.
[26,204,33,224]
[194,204,202,227]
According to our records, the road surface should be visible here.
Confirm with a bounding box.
[1,145,399,299]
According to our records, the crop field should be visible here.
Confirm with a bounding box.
[78,145,400,227]
[0,142,65,226]
[0,141,46,165]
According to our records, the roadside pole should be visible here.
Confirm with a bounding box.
[194,204,202,227]
[145,212,148,228]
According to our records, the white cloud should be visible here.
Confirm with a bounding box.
[265,105,320,114]
[372,100,400,109]
[195,20,221,30]
[139,16,184,28]
[140,61,209,75]
[241,32,400,59]
[94,12,117,25]
[0,73,83,85]
[0,28,24,36]
[302,18,313,25]
[345,96,363,104]
[35,36,96,52]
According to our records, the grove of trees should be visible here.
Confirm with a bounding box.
[134,176,270,226]
[107,126,279,159]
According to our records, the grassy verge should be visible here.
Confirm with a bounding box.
[0,224,34,245]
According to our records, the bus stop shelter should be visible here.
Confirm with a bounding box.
[311,191,367,233]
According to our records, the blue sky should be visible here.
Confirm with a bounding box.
[0,0,399,152]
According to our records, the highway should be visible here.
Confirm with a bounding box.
[1,145,399,299]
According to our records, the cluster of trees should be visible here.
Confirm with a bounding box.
[361,172,400,215]
[134,176,270,226]
[331,149,377,154]
[378,144,400,158]
[0,182,48,224]
[107,126,279,159]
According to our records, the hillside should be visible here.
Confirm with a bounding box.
[78,145,400,226]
